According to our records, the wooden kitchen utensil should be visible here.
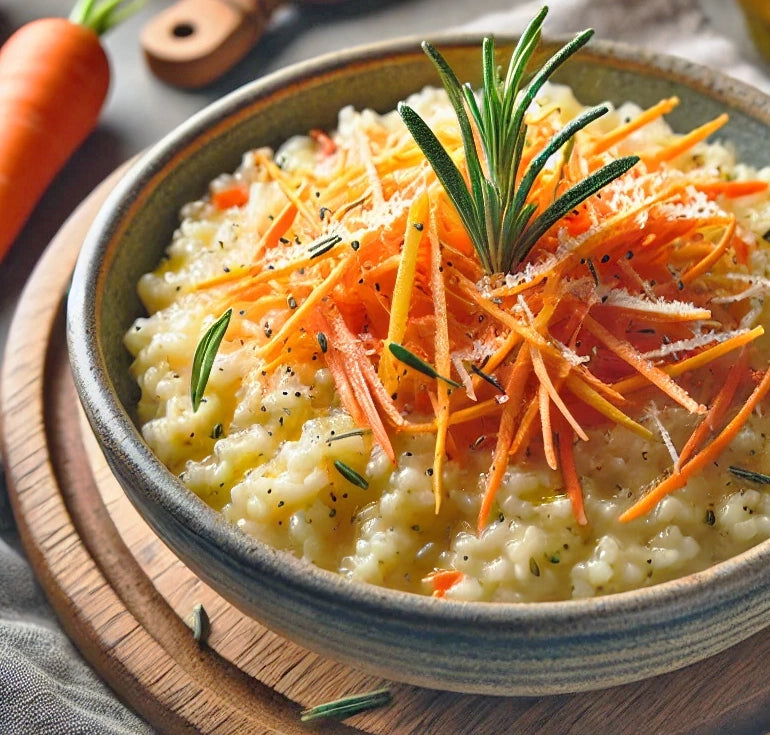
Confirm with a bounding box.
[141,0,343,88]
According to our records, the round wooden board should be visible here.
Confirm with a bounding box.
[3,168,770,735]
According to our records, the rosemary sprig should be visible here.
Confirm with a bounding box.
[300,687,392,722]
[190,308,232,411]
[398,7,639,274]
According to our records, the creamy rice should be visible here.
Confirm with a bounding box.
[125,84,770,602]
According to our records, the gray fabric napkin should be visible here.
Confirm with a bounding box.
[1,0,768,732]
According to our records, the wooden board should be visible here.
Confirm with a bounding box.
[3,167,770,734]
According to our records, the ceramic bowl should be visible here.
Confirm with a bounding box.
[66,34,770,696]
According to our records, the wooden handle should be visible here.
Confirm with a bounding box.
[140,0,285,89]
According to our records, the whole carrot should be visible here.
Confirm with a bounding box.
[0,0,143,261]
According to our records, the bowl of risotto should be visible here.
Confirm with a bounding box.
[67,18,770,696]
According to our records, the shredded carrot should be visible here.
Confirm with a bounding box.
[424,569,464,598]
[180,88,770,533]
[619,367,770,522]
[555,415,588,526]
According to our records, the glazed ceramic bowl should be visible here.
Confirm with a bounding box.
[66,34,770,696]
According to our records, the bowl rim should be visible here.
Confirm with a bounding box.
[67,30,770,630]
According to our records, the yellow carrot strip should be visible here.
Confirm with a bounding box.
[429,203,451,511]
[398,397,503,435]
[258,256,353,361]
[582,314,706,414]
[564,374,653,439]
[680,216,735,286]
[611,325,764,394]
[590,96,679,156]
[555,415,588,526]
[677,349,748,467]
[478,347,532,532]
[646,113,728,165]
[619,366,770,522]
[379,191,428,391]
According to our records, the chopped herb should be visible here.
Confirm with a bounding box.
[469,363,506,393]
[308,233,342,258]
[190,309,231,411]
[334,460,369,489]
[209,423,224,439]
[388,342,461,388]
[728,466,770,484]
[300,687,391,722]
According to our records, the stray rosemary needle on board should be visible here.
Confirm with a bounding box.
[300,687,392,722]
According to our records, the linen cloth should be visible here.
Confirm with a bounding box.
[1,0,769,732]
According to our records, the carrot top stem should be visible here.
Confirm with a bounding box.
[69,0,146,35]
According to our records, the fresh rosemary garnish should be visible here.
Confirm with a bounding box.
[333,459,369,489]
[398,7,639,274]
[190,308,232,411]
[300,687,392,722]
[388,342,462,388]
[728,465,770,485]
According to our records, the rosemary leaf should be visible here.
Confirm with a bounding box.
[334,460,369,489]
[300,688,392,722]
[728,465,770,485]
[326,429,371,444]
[388,342,462,388]
[190,308,231,412]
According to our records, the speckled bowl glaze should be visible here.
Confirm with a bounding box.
[67,34,770,696]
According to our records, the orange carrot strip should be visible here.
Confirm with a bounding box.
[309,128,337,156]
[424,569,464,598]
[679,216,734,286]
[696,179,768,199]
[323,308,396,462]
[646,114,728,165]
[582,314,706,414]
[589,96,679,156]
[556,416,588,526]
[258,256,353,361]
[530,345,589,443]
[619,366,770,522]
[478,347,532,532]
[677,350,748,467]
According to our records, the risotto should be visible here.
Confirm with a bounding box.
[125,78,770,603]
